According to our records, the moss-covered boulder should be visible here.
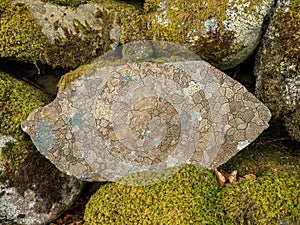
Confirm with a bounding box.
[255,0,300,142]
[141,0,275,70]
[0,2,48,64]
[2,0,141,69]
[84,143,299,225]
[0,71,83,224]
[41,0,88,7]
[218,169,299,224]
[84,164,221,225]
[4,0,275,70]
[218,143,300,177]
[217,143,300,224]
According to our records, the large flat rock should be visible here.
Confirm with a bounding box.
[22,42,271,184]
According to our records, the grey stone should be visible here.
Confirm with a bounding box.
[0,177,81,225]
[255,0,300,141]
[144,0,275,69]
[22,41,271,184]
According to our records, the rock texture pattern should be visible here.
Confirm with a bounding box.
[4,0,275,70]
[22,42,271,183]
[143,0,275,69]
[255,0,300,141]
[12,0,120,45]
[0,72,82,225]
[6,0,140,68]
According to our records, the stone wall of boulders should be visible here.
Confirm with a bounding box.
[0,0,299,224]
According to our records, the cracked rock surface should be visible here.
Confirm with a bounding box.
[22,42,271,183]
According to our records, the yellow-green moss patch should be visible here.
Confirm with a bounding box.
[84,164,221,225]
[0,0,11,14]
[218,169,300,224]
[218,143,300,177]
[100,0,145,44]
[0,3,49,64]
[0,72,71,212]
[41,0,88,7]
[84,142,299,224]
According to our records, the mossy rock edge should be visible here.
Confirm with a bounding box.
[0,71,83,224]
[255,0,300,142]
[84,144,299,225]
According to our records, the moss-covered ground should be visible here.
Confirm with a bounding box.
[84,164,221,225]
[217,141,300,224]
[83,141,299,225]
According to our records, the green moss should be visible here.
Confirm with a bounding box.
[217,169,300,224]
[191,30,235,66]
[0,3,49,64]
[45,19,112,69]
[142,0,267,67]
[217,142,300,224]
[84,142,299,224]
[284,110,300,142]
[101,0,145,44]
[57,63,93,89]
[0,72,71,212]
[0,0,11,15]
[144,0,229,37]
[257,0,300,113]
[84,164,221,225]
[143,0,160,12]
[0,73,51,137]
[45,0,141,69]
[41,0,88,7]
[218,143,300,177]
[256,0,300,140]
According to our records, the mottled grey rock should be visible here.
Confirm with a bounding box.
[255,0,300,141]
[22,42,271,184]
[143,0,275,69]
[0,177,81,225]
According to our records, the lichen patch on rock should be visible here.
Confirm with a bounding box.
[22,42,271,183]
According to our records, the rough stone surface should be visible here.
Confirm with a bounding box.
[5,0,275,70]
[12,0,118,46]
[0,136,16,173]
[22,42,271,183]
[5,0,140,68]
[0,71,83,225]
[0,177,81,225]
[255,0,300,141]
[143,0,275,69]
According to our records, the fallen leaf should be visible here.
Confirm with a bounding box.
[214,168,226,187]
[227,170,238,184]
[243,174,256,179]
